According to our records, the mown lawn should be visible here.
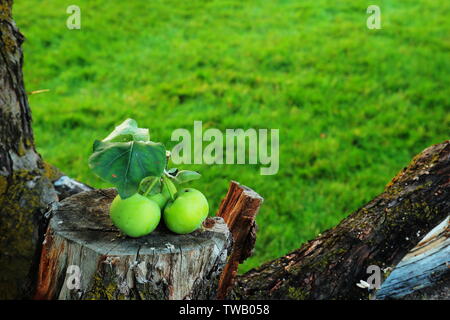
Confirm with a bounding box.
[14,0,449,272]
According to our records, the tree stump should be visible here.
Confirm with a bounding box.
[34,188,232,300]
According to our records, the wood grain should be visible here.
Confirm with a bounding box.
[216,181,263,299]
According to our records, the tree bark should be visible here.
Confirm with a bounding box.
[0,0,58,299]
[34,188,232,300]
[232,140,450,300]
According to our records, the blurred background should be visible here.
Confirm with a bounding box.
[14,0,449,272]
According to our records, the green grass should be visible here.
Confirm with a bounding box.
[14,0,450,273]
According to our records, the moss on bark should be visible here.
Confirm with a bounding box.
[0,169,57,299]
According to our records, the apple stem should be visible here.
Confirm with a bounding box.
[165,150,171,169]
[142,178,160,197]
[163,175,177,201]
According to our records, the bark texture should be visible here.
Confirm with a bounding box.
[34,188,232,300]
[216,181,263,299]
[0,0,58,299]
[233,141,450,300]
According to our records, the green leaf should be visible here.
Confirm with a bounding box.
[97,119,150,151]
[88,140,167,198]
[172,170,201,184]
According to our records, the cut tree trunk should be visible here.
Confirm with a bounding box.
[34,188,232,300]
[232,140,450,300]
[0,0,58,299]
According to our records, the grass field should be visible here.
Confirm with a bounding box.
[14,0,449,272]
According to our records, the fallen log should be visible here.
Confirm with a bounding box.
[34,188,231,300]
[232,140,450,300]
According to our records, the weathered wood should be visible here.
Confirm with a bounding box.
[34,188,232,300]
[376,215,449,300]
[401,271,449,300]
[216,181,263,299]
[233,140,450,300]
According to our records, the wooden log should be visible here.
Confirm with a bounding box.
[216,181,263,299]
[376,215,449,300]
[233,140,450,300]
[33,188,232,300]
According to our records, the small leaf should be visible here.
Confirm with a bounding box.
[100,119,150,147]
[89,140,166,198]
[173,170,201,184]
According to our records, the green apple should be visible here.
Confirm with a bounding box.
[163,188,209,234]
[146,177,177,209]
[110,193,161,237]
[147,192,167,209]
